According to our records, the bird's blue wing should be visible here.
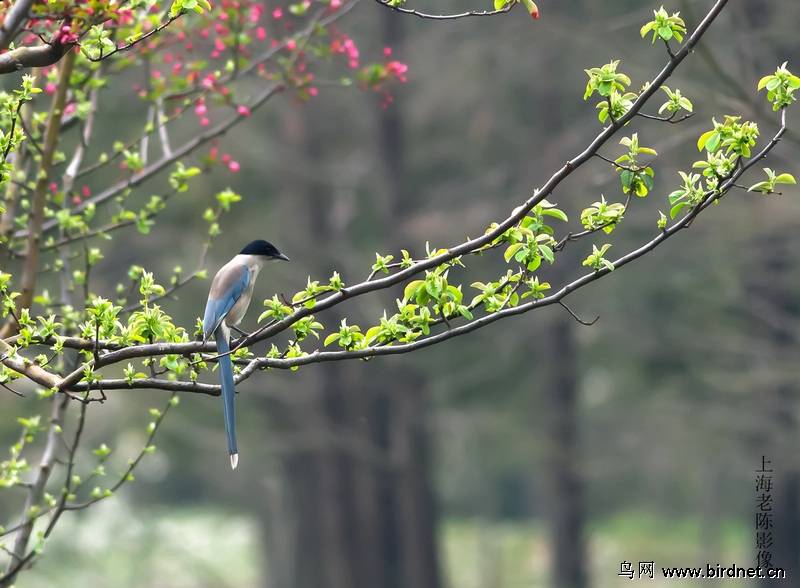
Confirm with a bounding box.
[203,264,249,340]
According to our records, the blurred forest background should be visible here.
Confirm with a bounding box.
[3,0,800,586]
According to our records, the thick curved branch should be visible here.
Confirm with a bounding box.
[236,0,730,347]
[0,41,71,75]
[0,338,60,388]
[43,100,786,398]
[0,0,37,51]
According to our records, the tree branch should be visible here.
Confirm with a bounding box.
[15,96,782,401]
[3,393,69,582]
[2,49,76,338]
[12,81,284,242]
[0,0,37,51]
[0,41,72,75]
[372,0,513,20]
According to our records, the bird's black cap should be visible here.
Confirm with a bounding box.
[240,239,289,261]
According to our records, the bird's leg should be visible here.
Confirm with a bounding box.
[231,325,253,337]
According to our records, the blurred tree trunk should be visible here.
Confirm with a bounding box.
[542,316,587,588]
[752,237,800,585]
[763,465,800,583]
[258,10,441,587]
[266,363,441,588]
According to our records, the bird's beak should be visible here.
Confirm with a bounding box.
[275,253,290,262]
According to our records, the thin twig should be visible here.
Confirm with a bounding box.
[372,0,513,20]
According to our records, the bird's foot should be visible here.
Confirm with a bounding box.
[231,325,253,337]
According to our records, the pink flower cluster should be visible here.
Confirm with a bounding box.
[385,60,408,83]
[208,147,241,172]
[331,34,359,69]
[195,99,210,126]
[53,24,79,45]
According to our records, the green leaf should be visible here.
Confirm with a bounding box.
[403,280,424,302]
[620,169,633,190]
[540,208,568,222]
[504,243,524,263]
[670,202,688,218]
[697,130,717,151]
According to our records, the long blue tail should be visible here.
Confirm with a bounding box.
[215,326,238,469]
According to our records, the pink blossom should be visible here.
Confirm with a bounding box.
[195,104,207,116]
[348,59,358,69]
[383,47,392,57]
[273,7,283,19]
[286,39,296,51]
[237,105,250,116]
[214,38,225,52]
[82,186,91,198]
[200,117,210,126]
[73,196,82,205]
[387,61,408,82]
[45,82,57,95]
[222,153,231,163]
[308,87,318,96]
[228,161,240,172]
[256,27,266,40]
[330,0,341,8]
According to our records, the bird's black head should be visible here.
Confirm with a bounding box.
[240,239,290,261]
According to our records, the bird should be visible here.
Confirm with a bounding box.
[203,239,289,469]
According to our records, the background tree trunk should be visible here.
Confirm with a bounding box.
[543,316,587,588]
